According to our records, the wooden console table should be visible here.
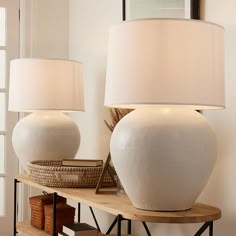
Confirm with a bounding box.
[14,175,221,236]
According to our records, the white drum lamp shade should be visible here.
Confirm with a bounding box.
[9,58,84,171]
[9,59,84,111]
[105,19,224,211]
[105,19,224,109]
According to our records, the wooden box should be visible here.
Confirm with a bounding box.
[44,203,75,235]
[29,194,66,229]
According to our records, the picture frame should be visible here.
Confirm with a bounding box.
[123,0,200,21]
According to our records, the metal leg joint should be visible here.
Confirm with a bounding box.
[194,222,213,236]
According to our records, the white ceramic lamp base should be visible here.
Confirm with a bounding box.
[111,108,217,211]
[12,111,80,172]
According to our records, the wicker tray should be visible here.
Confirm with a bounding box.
[28,160,114,188]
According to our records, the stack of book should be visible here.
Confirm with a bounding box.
[58,223,98,236]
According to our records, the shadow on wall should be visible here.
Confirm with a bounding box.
[69,56,111,160]
[92,55,112,158]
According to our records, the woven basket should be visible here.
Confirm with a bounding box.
[28,160,114,188]
[29,194,66,229]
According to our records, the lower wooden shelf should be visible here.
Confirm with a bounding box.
[16,221,135,236]
[17,221,50,236]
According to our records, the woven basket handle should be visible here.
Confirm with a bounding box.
[55,172,84,182]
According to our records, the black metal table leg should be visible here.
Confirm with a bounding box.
[53,192,57,236]
[209,221,213,236]
[89,206,101,232]
[117,214,122,236]
[122,0,126,21]
[106,216,118,234]
[78,203,81,223]
[142,222,152,236]
[127,219,131,234]
[14,179,19,236]
[194,222,211,236]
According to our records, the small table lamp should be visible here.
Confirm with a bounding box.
[9,58,84,171]
[105,19,224,211]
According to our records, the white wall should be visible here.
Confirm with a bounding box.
[199,0,236,235]
[20,0,69,58]
[69,0,121,160]
[69,0,236,235]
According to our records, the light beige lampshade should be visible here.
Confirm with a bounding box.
[105,19,225,109]
[9,58,84,112]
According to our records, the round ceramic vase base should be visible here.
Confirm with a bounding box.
[12,111,80,172]
[111,108,217,211]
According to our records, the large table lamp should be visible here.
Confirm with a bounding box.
[9,58,84,171]
[105,19,224,211]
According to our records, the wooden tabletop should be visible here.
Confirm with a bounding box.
[16,175,221,224]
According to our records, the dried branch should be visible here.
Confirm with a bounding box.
[104,108,133,132]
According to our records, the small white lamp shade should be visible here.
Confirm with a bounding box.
[9,58,84,112]
[8,58,84,171]
[105,19,224,109]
